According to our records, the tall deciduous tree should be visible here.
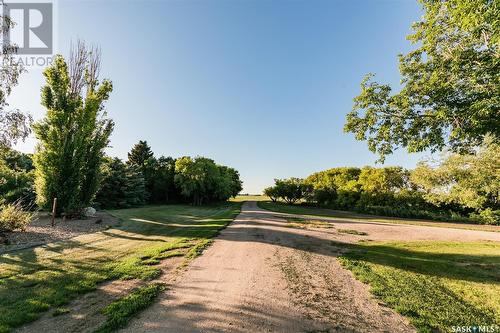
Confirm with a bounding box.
[0,3,31,148]
[174,156,242,205]
[271,178,310,204]
[219,166,243,199]
[33,41,114,216]
[149,156,177,203]
[304,167,361,208]
[344,0,499,161]
[357,166,411,207]
[174,156,218,206]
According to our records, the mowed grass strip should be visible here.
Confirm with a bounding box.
[337,241,500,332]
[0,202,241,333]
[95,282,166,333]
[337,228,368,236]
[258,201,500,232]
[283,216,334,229]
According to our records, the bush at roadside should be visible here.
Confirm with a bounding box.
[0,202,35,232]
[471,209,500,225]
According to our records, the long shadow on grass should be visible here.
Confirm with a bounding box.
[0,203,242,332]
[0,254,115,331]
[115,205,500,284]
[0,235,170,332]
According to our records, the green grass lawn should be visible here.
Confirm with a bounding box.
[0,202,241,333]
[338,241,500,332]
[258,201,500,232]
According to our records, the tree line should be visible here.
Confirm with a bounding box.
[265,137,499,225]
[95,140,242,209]
[2,0,499,227]
[1,138,242,219]
[0,41,242,225]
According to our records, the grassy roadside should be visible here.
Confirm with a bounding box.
[0,202,241,333]
[338,241,500,332]
[258,201,500,232]
[95,282,166,333]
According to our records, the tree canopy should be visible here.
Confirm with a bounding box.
[266,178,311,204]
[0,7,31,148]
[174,156,242,205]
[266,156,500,225]
[0,148,35,206]
[148,156,177,203]
[344,0,499,161]
[411,136,499,214]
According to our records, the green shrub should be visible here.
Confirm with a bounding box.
[0,202,35,232]
[287,161,499,224]
[355,205,472,223]
[0,149,36,206]
[471,209,500,225]
[264,178,311,204]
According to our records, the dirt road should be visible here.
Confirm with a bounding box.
[13,202,499,333]
[123,202,499,332]
[125,202,415,332]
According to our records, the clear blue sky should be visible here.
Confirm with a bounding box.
[11,0,425,194]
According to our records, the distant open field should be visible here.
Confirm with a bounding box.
[230,195,270,202]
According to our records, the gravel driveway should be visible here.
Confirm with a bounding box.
[126,201,481,332]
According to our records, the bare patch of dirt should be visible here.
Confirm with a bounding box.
[275,247,414,332]
[0,212,119,254]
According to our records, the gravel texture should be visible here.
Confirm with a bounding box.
[121,201,418,333]
[0,212,118,254]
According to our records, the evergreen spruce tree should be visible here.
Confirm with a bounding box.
[95,158,146,209]
[127,140,156,202]
[127,140,153,168]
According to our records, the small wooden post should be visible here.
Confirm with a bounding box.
[51,198,57,227]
